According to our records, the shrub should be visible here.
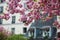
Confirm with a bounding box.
[7,34,27,40]
[0,27,11,40]
[0,32,7,40]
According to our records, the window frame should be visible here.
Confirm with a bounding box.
[11,28,15,34]
[0,18,3,24]
[0,6,3,13]
[0,0,5,3]
[23,27,27,33]
[12,16,16,24]
[57,32,60,38]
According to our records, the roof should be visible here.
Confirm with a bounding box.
[30,16,57,28]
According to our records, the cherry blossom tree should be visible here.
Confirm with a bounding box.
[0,0,60,27]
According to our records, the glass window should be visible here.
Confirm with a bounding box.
[0,19,2,24]
[24,3,27,8]
[58,32,60,38]
[58,16,60,20]
[51,27,57,37]
[11,28,15,34]
[0,6,3,13]
[23,27,27,33]
[12,16,15,24]
[0,0,4,3]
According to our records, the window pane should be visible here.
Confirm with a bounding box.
[58,32,60,38]
[0,0,5,3]
[12,16,15,24]
[23,27,27,33]
[51,27,57,37]
[0,6,3,13]
[0,19,2,24]
[24,3,27,8]
[11,28,15,34]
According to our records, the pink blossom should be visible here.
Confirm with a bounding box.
[20,15,27,22]
[0,16,3,19]
[9,10,15,14]
[19,9,26,15]
[57,25,60,28]
[0,27,4,32]
[14,9,19,13]
[0,26,11,36]
[4,0,60,25]
[4,14,10,20]
[27,13,32,16]
[17,0,21,2]
[27,17,33,23]
[53,20,59,26]
[27,4,32,9]
[18,4,23,8]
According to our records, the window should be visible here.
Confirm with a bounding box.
[58,32,60,38]
[51,27,57,37]
[58,16,60,20]
[12,16,16,24]
[11,28,15,34]
[0,19,2,24]
[23,27,27,33]
[0,6,3,13]
[24,3,27,8]
[0,0,4,3]
[23,21,26,23]
[24,3,30,11]
[57,16,60,22]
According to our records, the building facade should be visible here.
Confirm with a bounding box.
[0,0,31,34]
[0,0,60,39]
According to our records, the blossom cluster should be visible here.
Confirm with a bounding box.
[0,14,10,20]
[0,0,60,26]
